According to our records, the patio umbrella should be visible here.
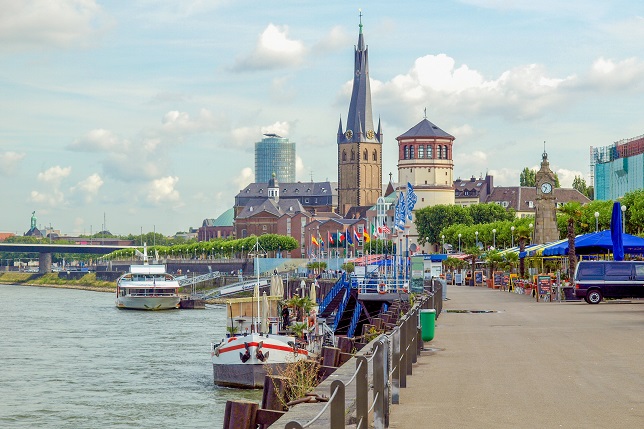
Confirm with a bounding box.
[299,279,306,297]
[253,282,260,332]
[261,291,269,334]
[273,275,284,297]
[611,201,624,261]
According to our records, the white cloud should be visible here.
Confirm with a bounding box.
[232,167,254,191]
[161,109,224,134]
[313,25,352,53]
[37,165,71,183]
[29,189,65,206]
[232,24,306,71]
[70,173,103,203]
[586,57,644,90]
[295,155,305,181]
[261,121,290,136]
[0,151,26,176]
[554,167,585,188]
[68,129,129,153]
[0,0,109,51]
[231,126,261,148]
[146,176,180,204]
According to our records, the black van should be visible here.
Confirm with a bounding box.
[574,261,644,304]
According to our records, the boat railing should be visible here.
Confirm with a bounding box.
[127,292,179,297]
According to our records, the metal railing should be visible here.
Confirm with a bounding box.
[282,285,440,429]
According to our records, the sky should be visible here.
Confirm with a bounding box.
[1,0,643,236]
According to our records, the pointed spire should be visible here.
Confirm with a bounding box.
[344,11,376,144]
[377,117,382,137]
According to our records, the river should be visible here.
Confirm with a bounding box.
[0,284,261,429]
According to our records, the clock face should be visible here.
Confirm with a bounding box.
[540,182,552,194]
[345,130,353,139]
[366,129,375,139]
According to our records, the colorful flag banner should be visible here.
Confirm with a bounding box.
[395,192,406,231]
[406,182,417,221]
[364,231,371,243]
[311,236,319,246]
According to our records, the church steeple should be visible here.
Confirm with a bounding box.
[338,11,378,145]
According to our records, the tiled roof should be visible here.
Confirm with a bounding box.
[236,198,309,219]
[237,181,336,198]
[397,118,454,140]
[485,186,591,211]
[204,208,234,227]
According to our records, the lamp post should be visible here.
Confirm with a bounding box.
[475,231,479,248]
[594,211,599,232]
[425,237,429,254]
[492,229,496,249]
[458,233,462,253]
[510,226,515,248]
[622,205,626,232]
[441,234,445,253]
[221,246,224,259]
[529,223,533,243]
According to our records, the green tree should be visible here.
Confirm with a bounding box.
[572,175,587,196]
[468,203,515,224]
[553,172,561,188]
[620,189,644,235]
[514,225,531,278]
[415,205,472,245]
[520,168,536,187]
[463,245,482,285]
[558,202,583,280]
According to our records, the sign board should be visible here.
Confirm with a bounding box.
[445,272,453,283]
[493,271,503,287]
[455,273,463,285]
[538,275,552,295]
[503,273,510,286]
[474,270,484,286]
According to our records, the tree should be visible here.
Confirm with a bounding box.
[468,203,515,224]
[553,172,561,188]
[483,249,504,279]
[415,205,472,245]
[558,202,583,280]
[514,225,531,278]
[463,246,482,285]
[520,168,536,187]
[572,175,588,196]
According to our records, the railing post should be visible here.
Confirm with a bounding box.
[330,380,345,429]
[399,318,407,388]
[392,327,400,404]
[383,335,391,428]
[410,308,418,364]
[406,315,414,374]
[356,356,368,429]
[373,340,385,429]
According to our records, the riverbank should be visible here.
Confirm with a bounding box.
[0,272,115,293]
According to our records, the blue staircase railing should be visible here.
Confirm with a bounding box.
[332,288,350,331]
[319,273,349,317]
[347,301,362,338]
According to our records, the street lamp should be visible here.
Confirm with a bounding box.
[510,226,515,248]
[622,205,627,232]
[492,229,496,249]
[475,231,479,248]
[441,234,445,253]
[458,233,462,253]
[529,223,533,243]
[594,211,599,232]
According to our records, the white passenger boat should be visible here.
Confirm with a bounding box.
[115,264,181,310]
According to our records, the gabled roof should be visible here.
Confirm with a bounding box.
[397,118,454,140]
[236,198,309,219]
[237,181,336,199]
[485,186,590,212]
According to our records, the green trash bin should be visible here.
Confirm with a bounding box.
[420,309,436,342]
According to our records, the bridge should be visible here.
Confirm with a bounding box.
[0,243,136,273]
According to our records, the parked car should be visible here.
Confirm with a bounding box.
[574,260,644,304]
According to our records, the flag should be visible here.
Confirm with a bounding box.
[328,231,334,245]
[382,225,391,234]
[346,229,353,246]
[395,192,406,230]
[311,236,319,246]
[353,227,360,243]
[364,231,371,243]
[319,238,325,247]
[406,182,417,221]
[339,232,345,243]
[371,223,378,238]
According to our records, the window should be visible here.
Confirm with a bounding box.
[444,145,449,159]
[372,150,377,161]
[262,225,267,231]
[528,201,534,208]
[437,146,442,159]
[404,145,409,159]
[363,149,368,160]
[351,150,355,160]
[418,145,424,158]
[342,150,347,161]
[410,146,415,159]
[427,146,432,159]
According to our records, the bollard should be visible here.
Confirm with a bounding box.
[330,380,345,429]
[392,326,400,404]
[222,400,258,429]
[262,375,288,411]
[355,356,368,429]
[373,340,385,429]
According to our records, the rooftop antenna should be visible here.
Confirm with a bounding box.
[424,108,427,119]
[359,8,363,32]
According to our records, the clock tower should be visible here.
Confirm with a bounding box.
[337,13,382,215]
[534,149,559,244]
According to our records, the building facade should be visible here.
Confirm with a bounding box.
[534,151,560,244]
[255,133,296,183]
[485,186,590,218]
[593,134,644,200]
[337,16,382,215]
[198,208,235,241]
[454,175,494,206]
[234,180,336,217]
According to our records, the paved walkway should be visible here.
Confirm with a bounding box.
[388,286,643,429]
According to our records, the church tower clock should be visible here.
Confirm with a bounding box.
[337,13,382,215]
[534,150,559,244]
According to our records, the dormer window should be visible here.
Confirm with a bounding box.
[249,206,254,212]
[259,188,263,194]
[528,201,534,208]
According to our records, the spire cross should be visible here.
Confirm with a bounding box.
[424,108,427,119]
[389,172,393,182]
[359,9,363,32]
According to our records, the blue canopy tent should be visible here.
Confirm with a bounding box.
[541,230,644,256]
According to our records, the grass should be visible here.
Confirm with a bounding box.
[0,272,115,291]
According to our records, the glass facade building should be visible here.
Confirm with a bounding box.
[255,134,296,183]
[593,135,644,200]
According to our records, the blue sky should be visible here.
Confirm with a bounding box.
[1,0,642,236]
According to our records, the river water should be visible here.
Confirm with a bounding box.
[0,284,261,429]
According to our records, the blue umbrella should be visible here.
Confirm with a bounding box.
[611,201,624,261]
